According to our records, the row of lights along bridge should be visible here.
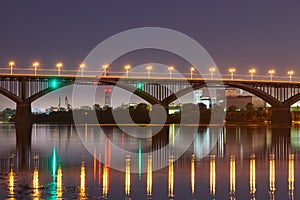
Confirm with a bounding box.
[6,61,296,82]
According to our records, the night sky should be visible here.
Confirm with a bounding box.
[1,1,300,109]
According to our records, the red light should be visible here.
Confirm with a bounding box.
[104,87,111,93]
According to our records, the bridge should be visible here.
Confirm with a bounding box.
[1,73,300,125]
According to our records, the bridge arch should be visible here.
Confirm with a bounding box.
[28,81,74,103]
[0,87,23,103]
[284,93,300,106]
[97,79,161,105]
[225,83,282,107]
[162,82,283,107]
[162,83,206,106]
[29,79,161,105]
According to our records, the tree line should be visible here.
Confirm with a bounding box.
[2,102,300,124]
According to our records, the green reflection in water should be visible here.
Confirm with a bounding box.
[138,140,142,180]
[49,145,59,181]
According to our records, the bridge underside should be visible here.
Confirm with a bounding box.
[0,75,300,125]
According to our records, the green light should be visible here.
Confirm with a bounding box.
[138,140,142,180]
[137,82,143,90]
[50,79,59,88]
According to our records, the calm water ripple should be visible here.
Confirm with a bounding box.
[0,124,299,199]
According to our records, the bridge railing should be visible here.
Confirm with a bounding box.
[0,67,300,83]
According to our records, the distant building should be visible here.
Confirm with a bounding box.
[198,97,211,109]
[32,108,43,114]
[225,89,237,97]
[217,88,266,109]
[48,106,59,112]
[193,90,203,104]
[216,89,227,104]
[104,86,111,106]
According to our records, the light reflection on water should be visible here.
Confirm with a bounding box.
[0,124,300,199]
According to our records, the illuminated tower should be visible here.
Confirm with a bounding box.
[104,86,111,106]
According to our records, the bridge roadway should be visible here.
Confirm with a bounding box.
[1,74,300,124]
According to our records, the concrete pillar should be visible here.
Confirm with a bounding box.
[271,106,291,125]
[15,102,33,125]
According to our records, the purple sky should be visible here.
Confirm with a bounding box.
[1,1,300,109]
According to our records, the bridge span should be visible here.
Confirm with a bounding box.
[1,74,300,125]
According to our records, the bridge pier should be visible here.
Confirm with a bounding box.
[15,102,33,125]
[271,106,291,125]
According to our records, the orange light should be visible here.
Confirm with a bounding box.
[288,70,294,75]
[124,65,131,70]
[56,62,63,68]
[33,62,39,67]
[168,66,174,71]
[146,65,152,71]
[249,68,256,74]
[268,69,275,75]
[229,68,236,73]
[80,63,85,69]
[209,67,216,73]
[9,61,15,66]
[102,64,109,69]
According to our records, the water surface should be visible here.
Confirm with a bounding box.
[0,124,299,199]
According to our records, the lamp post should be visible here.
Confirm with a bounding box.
[102,64,109,77]
[209,67,216,80]
[190,67,195,79]
[249,68,256,80]
[288,70,294,83]
[56,62,63,76]
[229,68,236,80]
[146,65,152,78]
[9,61,14,75]
[33,62,39,76]
[124,65,131,77]
[268,69,275,81]
[80,63,85,77]
[168,66,174,79]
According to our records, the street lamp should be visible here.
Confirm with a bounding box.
[9,61,14,75]
[124,65,131,77]
[33,62,39,76]
[190,67,195,79]
[228,68,236,80]
[249,68,256,80]
[209,67,216,80]
[168,66,174,79]
[146,65,152,78]
[56,62,63,76]
[102,64,109,77]
[268,69,275,81]
[288,70,294,82]
[79,63,85,77]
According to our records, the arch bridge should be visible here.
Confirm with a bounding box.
[0,74,300,124]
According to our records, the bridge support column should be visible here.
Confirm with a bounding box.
[15,102,33,125]
[271,106,291,125]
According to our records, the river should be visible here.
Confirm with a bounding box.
[0,123,299,199]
